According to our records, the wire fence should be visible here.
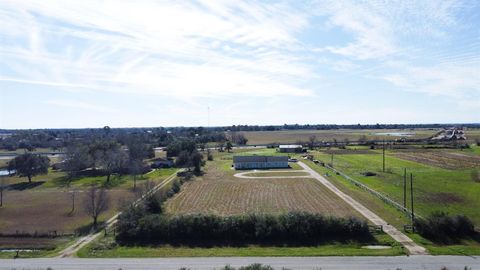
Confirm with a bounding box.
[323,164,422,221]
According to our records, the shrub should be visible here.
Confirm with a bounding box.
[116,212,372,245]
[415,212,476,244]
[145,194,163,214]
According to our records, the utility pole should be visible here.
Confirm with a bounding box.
[403,168,407,209]
[382,139,386,172]
[331,153,334,167]
[410,173,415,232]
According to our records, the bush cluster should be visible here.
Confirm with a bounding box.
[415,212,477,244]
[117,211,372,245]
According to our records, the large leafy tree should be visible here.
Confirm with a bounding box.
[89,140,128,183]
[62,144,92,180]
[8,153,50,183]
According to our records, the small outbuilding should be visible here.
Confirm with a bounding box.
[278,144,303,153]
[233,156,289,170]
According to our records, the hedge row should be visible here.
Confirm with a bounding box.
[415,212,477,244]
[116,211,372,245]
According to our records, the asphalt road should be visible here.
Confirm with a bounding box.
[0,256,478,270]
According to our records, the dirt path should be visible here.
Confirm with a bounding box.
[56,171,180,258]
[298,162,428,255]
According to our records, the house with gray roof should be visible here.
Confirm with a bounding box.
[233,155,289,170]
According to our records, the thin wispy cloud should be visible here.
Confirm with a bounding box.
[0,0,478,128]
[45,99,118,113]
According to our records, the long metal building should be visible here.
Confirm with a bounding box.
[233,155,289,170]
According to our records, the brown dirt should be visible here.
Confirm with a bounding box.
[321,149,376,155]
[0,237,66,249]
[165,162,360,217]
[0,189,135,234]
[394,150,480,170]
[420,192,465,204]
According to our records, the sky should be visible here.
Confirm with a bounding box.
[0,0,479,129]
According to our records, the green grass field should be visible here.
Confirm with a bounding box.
[309,148,480,225]
[78,233,405,257]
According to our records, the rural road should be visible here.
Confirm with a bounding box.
[0,256,478,270]
[298,162,428,255]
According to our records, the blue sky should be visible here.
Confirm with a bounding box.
[0,0,479,129]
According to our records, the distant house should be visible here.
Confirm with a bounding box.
[233,156,289,170]
[278,145,303,153]
[151,158,174,168]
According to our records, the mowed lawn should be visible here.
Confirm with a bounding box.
[311,147,480,225]
[165,154,362,218]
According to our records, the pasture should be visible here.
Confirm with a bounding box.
[164,151,361,218]
[310,146,480,225]
[242,128,480,145]
[0,166,178,252]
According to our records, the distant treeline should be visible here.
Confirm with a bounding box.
[0,126,228,151]
[1,123,478,150]
[226,123,480,132]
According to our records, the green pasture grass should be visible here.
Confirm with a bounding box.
[311,150,480,225]
[77,233,405,258]
[302,154,480,255]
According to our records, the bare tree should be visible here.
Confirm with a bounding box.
[95,148,128,183]
[62,144,92,182]
[83,185,109,227]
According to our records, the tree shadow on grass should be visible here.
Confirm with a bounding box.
[7,181,45,190]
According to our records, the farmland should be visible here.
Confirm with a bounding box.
[0,165,178,254]
[164,152,361,218]
[308,147,480,225]
[242,128,480,145]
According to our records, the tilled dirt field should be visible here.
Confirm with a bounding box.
[0,189,135,234]
[165,164,361,217]
[394,150,480,169]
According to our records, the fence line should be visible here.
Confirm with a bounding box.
[323,164,422,221]
[0,231,75,238]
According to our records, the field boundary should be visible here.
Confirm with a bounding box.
[323,164,421,221]
[56,169,181,258]
[299,162,428,255]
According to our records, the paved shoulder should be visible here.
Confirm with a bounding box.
[1,256,478,270]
